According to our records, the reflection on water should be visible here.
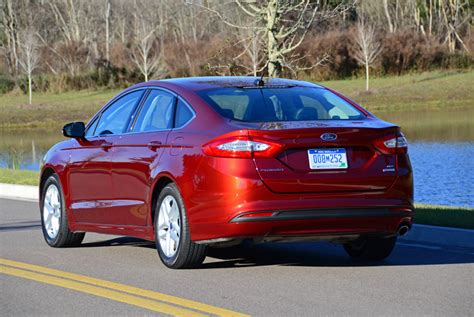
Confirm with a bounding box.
[0,129,64,170]
[1,108,473,207]
[410,142,473,208]
[377,107,474,142]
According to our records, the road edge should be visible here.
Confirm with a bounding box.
[1,182,473,248]
[0,183,38,202]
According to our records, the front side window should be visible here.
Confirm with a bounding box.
[85,117,99,137]
[133,89,175,132]
[197,87,365,122]
[95,90,143,136]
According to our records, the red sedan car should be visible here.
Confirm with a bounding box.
[40,77,414,268]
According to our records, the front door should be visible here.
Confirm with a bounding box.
[68,89,144,224]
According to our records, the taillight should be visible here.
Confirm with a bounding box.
[374,133,408,154]
[203,134,283,158]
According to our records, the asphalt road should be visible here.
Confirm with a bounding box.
[1,198,473,316]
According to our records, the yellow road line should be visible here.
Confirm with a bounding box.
[0,265,205,317]
[0,258,249,317]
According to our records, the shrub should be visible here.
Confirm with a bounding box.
[0,74,15,94]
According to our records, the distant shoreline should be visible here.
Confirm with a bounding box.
[1,70,473,130]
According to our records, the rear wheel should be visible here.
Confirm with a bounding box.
[343,236,397,261]
[154,183,207,269]
[41,175,85,247]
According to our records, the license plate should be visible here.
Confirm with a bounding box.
[308,148,348,170]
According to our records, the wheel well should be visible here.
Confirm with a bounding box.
[151,176,174,224]
[40,168,56,199]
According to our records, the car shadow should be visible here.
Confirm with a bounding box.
[203,240,474,269]
[80,237,156,249]
[78,236,474,268]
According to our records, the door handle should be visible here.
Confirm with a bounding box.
[100,142,112,150]
[147,141,162,150]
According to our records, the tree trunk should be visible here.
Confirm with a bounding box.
[28,74,32,104]
[365,61,369,91]
[144,61,148,81]
[4,0,20,76]
[266,0,281,78]
[383,0,394,33]
[268,57,281,78]
[105,0,111,62]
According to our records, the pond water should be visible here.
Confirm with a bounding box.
[409,142,473,208]
[1,108,473,207]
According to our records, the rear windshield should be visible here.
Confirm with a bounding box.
[197,87,365,122]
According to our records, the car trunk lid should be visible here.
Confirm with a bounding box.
[248,119,400,194]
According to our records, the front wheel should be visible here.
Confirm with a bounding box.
[41,175,85,247]
[154,183,207,269]
[343,236,397,261]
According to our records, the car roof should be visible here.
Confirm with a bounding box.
[133,76,322,92]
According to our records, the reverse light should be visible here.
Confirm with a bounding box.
[203,134,283,158]
[374,133,408,154]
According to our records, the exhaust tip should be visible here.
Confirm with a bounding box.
[398,224,410,236]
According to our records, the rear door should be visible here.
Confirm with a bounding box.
[109,89,176,226]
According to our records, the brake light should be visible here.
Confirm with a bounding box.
[374,133,408,154]
[203,134,283,158]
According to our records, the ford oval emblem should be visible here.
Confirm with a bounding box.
[320,133,337,141]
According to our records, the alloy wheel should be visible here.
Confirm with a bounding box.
[158,195,181,257]
[43,184,61,239]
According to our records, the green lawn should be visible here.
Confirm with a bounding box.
[320,70,474,112]
[0,168,39,186]
[0,89,119,129]
[1,168,472,229]
[415,204,474,230]
[0,70,472,129]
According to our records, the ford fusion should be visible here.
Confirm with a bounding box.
[40,77,413,269]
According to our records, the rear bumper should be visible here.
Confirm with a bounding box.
[231,207,413,223]
[191,208,414,242]
[184,155,414,242]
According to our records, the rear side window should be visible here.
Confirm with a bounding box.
[197,87,365,122]
[133,89,175,132]
[175,99,194,128]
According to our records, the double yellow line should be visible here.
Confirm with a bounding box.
[0,258,248,317]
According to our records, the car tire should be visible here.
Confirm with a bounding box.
[343,236,397,261]
[41,175,85,247]
[154,183,207,269]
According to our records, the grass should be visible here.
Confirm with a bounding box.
[1,168,472,229]
[0,89,119,129]
[0,70,473,129]
[0,168,39,186]
[415,204,474,230]
[320,70,474,112]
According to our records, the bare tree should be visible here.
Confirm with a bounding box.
[233,23,265,76]
[48,0,96,75]
[18,32,40,104]
[2,0,473,88]
[383,0,394,33]
[112,0,133,44]
[130,23,164,81]
[195,0,352,78]
[352,18,382,91]
[1,0,20,76]
[438,0,470,53]
[103,0,111,62]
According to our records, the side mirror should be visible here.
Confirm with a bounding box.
[62,122,85,138]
